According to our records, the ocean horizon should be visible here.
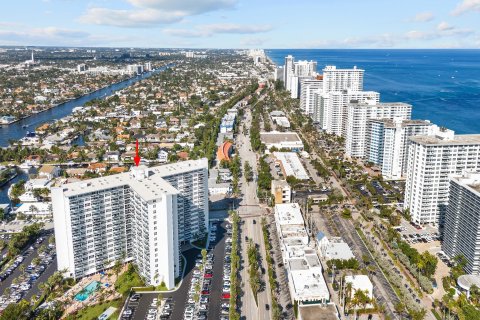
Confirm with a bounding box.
[266,49,480,134]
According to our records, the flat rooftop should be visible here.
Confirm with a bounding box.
[452,173,480,194]
[290,265,330,301]
[273,152,309,180]
[55,159,208,201]
[260,131,302,144]
[372,118,432,127]
[410,134,480,146]
[299,304,339,320]
[275,203,304,226]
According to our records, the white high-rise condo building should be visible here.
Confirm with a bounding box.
[366,119,434,179]
[282,56,317,97]
[442,172,480,274]
[315,90,380,136]
[344,102,412,158]
[284,55,294,90]
[294,60,317,77]
[52,159,209,289]
[322,66,364,93]
[299,79,323,116]
[274,67,284,83]
[404,131,480,226]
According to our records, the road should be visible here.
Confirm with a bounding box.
[235,105,272,320]
[332,214,400,319]
[206,221,228,319]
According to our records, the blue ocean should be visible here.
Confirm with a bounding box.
[266,49,480,134]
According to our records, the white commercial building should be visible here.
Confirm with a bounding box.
[405,131,480,226]
[260,131,304,152]
[344,102,412,158]
[52,159,209,289]
[366,119,434,179]
[316,233,355,261]
[344,275,374,300]
[273,152,310,180]
[442,172,480,274]
[271,180,292,204]
[274,203,330,305]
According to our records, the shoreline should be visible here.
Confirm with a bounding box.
[0,76,134,127]
[0,65,171,128]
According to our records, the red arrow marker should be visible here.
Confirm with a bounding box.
[134,139,141,166]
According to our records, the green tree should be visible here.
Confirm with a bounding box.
[0,299,30,320]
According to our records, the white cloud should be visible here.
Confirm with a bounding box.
[79,7,184,27]
[411,12,434,22]
[437,21,454,31]
[451,0,480,15]
[301,34,396,49]
[0,27,91,45]
[405,25,474,41]
[79,0,237,27]
[240,37,267,46]
[164,23,272,37]
[127,0,236,15]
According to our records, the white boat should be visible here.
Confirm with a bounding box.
[19,162,31,170]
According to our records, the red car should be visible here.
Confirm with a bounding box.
[222,293,230,299]
[204,273,213,278]
[201,290,210,295]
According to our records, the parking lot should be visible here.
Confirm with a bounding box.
[122,245,200,320]
[123,219,231,320]
[397,220,440,244]
[0,230,56,310]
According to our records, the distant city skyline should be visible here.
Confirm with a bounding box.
[1,0,480,48]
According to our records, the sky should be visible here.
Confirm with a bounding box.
[0,0,480,48]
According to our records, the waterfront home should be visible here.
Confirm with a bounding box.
[38,165,61,180]
[158,150,169,163]
[105,151,120,162]
[25,155,42,166]
[87,163,107,174]
[66,168,88,177]
[109,166,128,174]
[15,202,52,218]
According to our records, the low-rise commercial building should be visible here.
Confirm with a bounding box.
[273,152,310,180]
[316,234,355,261]
[344,275,374,300]
[274,203,331,306]
[271,180,291,204]
[260,131,304,152]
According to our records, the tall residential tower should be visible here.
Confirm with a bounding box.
[52,159,209,289]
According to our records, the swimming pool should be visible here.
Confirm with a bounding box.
[74,281,101,301]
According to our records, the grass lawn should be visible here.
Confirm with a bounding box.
[115,264,145,295]
[66,298,123,320]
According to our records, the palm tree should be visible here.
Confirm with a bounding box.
[470,284,480,305]
[345,282,353,308]
[395,301,405,316]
